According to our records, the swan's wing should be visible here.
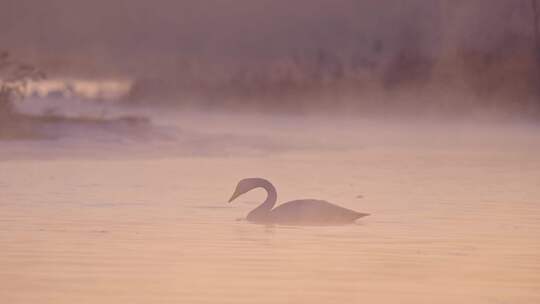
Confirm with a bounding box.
[270,199,367,225]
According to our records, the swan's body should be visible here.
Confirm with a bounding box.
[228,178,369,226]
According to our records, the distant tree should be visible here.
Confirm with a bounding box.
[532,1,540,70]
[0,51,46,119]
[530,0,540,112]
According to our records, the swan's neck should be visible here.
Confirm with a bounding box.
[247,179,277,222]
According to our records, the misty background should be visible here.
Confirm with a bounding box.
[1,0,540,117]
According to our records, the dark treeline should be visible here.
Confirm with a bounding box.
[2,0,540,117]
[118,1,540,116]
[125,40,539,116]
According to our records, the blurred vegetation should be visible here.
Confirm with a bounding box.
[123,1,540,118]
[0,51,148,140]
[0,51,47,138]
[0,51,46,119]
[2,2,539,119]
[125,44,540,117]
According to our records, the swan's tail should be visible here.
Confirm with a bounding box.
[355,212,370,219]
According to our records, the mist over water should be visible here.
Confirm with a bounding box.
[1,110,539,303]
[3,97,539,160]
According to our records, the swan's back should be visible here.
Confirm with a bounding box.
[267,199,368,226]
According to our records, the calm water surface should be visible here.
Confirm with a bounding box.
[1,120,539,303]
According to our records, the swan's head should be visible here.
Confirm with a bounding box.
[228,178,261,203]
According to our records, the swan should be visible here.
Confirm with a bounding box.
[228,178,370,225]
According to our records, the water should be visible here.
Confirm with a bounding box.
[1,114,539,303]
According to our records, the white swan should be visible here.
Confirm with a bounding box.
[228,178,370,225]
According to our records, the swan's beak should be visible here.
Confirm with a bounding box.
[228,189,242,203]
